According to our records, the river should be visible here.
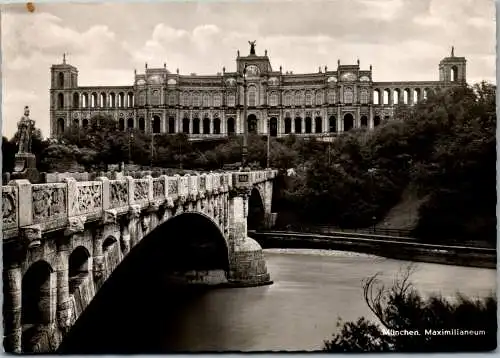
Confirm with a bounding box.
[158,249,496,352]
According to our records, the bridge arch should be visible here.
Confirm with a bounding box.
[248,187,265,230]
[22,260,56,352]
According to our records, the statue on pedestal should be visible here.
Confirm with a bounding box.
[17,106,35,154]
[11,106,41,183]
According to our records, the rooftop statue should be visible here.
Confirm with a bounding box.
[248,40,256,55]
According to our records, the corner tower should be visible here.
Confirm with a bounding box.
[50,54,79,137]
[439,47,467,83]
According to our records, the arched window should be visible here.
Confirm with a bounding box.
[203,117,210,134]
[168,93,176,106]
[374,116,381,127]
[284,117,292,134]
[91,93,97,108]
[192,93,201,107]
[213,118,221,134]
[227,117,235,135]
[118,118,125,131]
[127,92,134,107]
[403,89,410,104]
[100,93,106,108]
[152,115,161,133]
[343,113,354,131]
[315,117,322,133]
[269,92,278,106]
[305,117,312,133]
[168,117,176,133]
[139,117,145,131]
[285,92,292,106]
[360,89,369,104]
[58,72,64,87]
[329,116,336,133]
[294,117,302,134]
[118,92,125,108]
[327,90,335,104]
[315,91,323,105]
[373,90,381,105]
[451,66,458,81]
[227,93,236,107]
[192,118,200,134]
[305,91,312,106]
[182,92,190,106]
[73,93,79,108]
[57,93,64,109]
[213,93,222,107]
[360,115,368,127]
[109,93,116,107]
[393,89,400,105]
[151,90,160,105]
[294,92,302,106]
[248,114,258,133]
[57,118,65,134]
[413,88,420,104]
[127,118,134,129]
[383,89,390,105]
[183,117,190,133]
[82,118,89,129]
[203,93,210,107]
[138,91,146,106]
[423,88,429,100]
[248,86,257,106]
[82,93,88,108]
[343,87,353,104]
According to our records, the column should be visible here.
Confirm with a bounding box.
[369,106,374,129]
[291,117,295,133]
[3,261,22,353]
[92,227,105,289]
[189,117,193,134]
[301,117,305,134]
[356,107,361,128]
[337,107,342,133]
[312,117,316,133]
[56,236,71,334]
[210,117,214,134]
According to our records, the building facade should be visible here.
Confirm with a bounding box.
[50,45,466,139]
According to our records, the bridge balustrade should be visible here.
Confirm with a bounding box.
[2,171,276,239]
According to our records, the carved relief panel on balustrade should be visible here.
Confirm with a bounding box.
[32,183,67,230]
[70,181,103,220]
[152,177,165,202]
[109,180,129,212]
[2,185,18,233]
[133,178,150,207]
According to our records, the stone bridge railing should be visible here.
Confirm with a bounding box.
[2,170,277,241]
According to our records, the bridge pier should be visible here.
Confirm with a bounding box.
[55,236,72,335]
[228,172,272,286]
[3,263,22,353]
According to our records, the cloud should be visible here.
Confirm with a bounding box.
[1,0,495,140]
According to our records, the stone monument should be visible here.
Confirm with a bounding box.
[11,106,41,183]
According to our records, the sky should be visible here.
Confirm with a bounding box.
[1,0,496,139]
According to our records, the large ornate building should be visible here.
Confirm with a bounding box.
[50,44,466,139]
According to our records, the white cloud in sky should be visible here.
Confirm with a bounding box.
[1,0,495,139]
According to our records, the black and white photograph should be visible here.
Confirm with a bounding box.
[1,0,497,354]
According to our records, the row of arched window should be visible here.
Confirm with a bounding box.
[373,87,430,105]
[57,114,386,137]
[56,92,135,109]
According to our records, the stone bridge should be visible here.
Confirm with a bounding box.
[2,169,277,353]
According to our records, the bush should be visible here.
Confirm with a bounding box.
[323,266,497,352]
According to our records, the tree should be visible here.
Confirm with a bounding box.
[323,266,497,352]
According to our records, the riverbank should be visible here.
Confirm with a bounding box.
[249,232,496,270]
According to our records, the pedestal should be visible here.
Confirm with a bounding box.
[11,153,41,183]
